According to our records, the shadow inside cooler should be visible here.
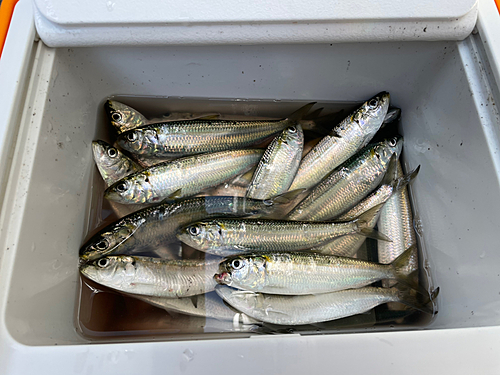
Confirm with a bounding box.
[4,36,500,345]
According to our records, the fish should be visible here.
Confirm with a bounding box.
[287,136,403,221]
[80,195,284,262]
[135,292,258,323]
[115,103,315,157]
[214,246,417,295]
[177,206,387,256]
[378,161,418,265]
[215,284,434,325]
[104,149,264,204]
[104,100,219,134]
[246,124,304,200]
[80,255,220,297]
[92,140,141,186]
[289,92,390,191]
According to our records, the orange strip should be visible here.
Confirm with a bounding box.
[496,0,500,14]
[0,0,20,58]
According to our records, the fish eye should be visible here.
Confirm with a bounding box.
[97,258,110,268]
[368,98,379,109]
[389,137,398,147]
[127,132,137,142]
[189,225,200,236]
[111,112,122,122]
[231,259,244,270]
[95,239,109,250]
[116,182,128,193]
[107,148,118,158]
[287,126,297,134]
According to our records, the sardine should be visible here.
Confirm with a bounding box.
[92,140,141,186]
[80,195,281,262]
[287,137,402,221]
[80,255,220,297]
[104,149,264,204]
[246,125,304,200]
[289,92,390,191]
[378,161,418,265]
[215,284,433,325]
[177,207,386,256]
[105,100,219,134]
[214,247,417,295]
[116,103,314,157]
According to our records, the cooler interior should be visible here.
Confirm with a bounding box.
[3,35,500,346]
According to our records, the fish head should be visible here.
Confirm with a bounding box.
[79,218,145,262]
[104,174,152,204]
[278,124,304,149]
[383,135,404,159]
[80,255,137,288]
[105,100,147,134]
[177,221,223,251]
[353,92,390,139]
[215,255,267,291]
[92,140,134,185]
[117,127,161,155]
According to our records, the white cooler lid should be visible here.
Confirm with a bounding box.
[33,0,478,47]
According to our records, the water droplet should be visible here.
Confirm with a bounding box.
[51,259,62,270]
[31,243,36,252]
[183,349,194,362]
[106,1,115,11]
[479,251,486,259]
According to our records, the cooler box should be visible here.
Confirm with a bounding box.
[1,0,500,373]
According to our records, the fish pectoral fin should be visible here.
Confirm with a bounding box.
[269,188,307,204]
[189,295,199,309]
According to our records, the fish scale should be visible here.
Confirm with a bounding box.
[246,125,304,200]
[80,195,277,262]
[177,215,379,256]
[215,251,412,295]
[215,285,406,325]
[80,255,220,298]
[289,92,390,191]
[116,102,314,157]
[287,137,402,221]
[104,149,264,204]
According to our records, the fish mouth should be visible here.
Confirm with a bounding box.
[214,272,232,285]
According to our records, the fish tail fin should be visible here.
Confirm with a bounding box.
[391,244,421,289]
[391,165,420,193]
[354,205,392,242]
[287,102,316,122]
[395,284,439,315]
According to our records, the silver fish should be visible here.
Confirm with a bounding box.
[378,161,418,264]
[80,195,280,262]
[135,292,258,323]
[92,140,141,186]
[246,125,304,200]
[105,100,219,134]
[116,103,314,157]
[287,137,403,221]
[289,92,390,191]
[104,149,264,204]
[80,255,220,297]
[177,207,385,256]
[214,247,416,295]
[215,284,433,325]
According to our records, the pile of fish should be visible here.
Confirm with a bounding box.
[79,94,438,333]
